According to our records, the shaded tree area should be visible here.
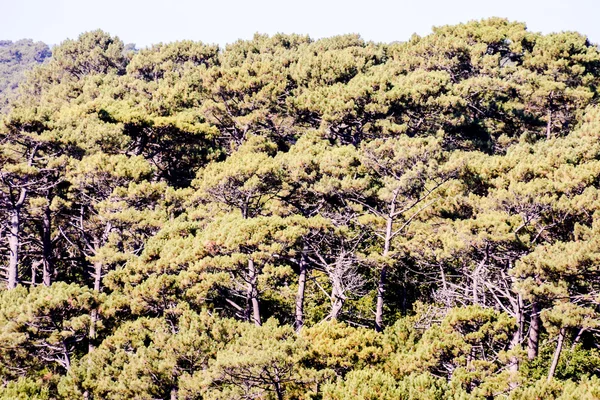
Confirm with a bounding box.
[2,19,600,399]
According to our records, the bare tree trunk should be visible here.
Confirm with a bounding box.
[375,267,387,330]
[41,205,53,286]
[375,215,393,332]
[509,295,524,378]
[401,273,407,315]
[31,262,37,285]
[518,293,525,344]
[7,208,20,289]
[548,327,566,381]
[246,259,261,326]
[546,108,553,140]
[330,292,344,320]
[294,251,308,332]
[472,258,485,305]
[328,264,346,320]
[528,301,541,360]
[88,261,102,353]
[328,259,346,320]
[5,150,34,289]
[571,327,586,352]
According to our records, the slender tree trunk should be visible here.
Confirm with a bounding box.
[518,293,525,344]
[88,261,102,353]
[41,205,53,286]
[7,208,21,289]
[84,259,103,397]
[401,272,408,316]
[246,259,261,326]
[472,249,488,306]
[375,215,393,332]
[546,108,553,139]
[375,267,387,330]
[571,327,586,352]
[92,260,102,293]
[548,327,566,381]
[31,262,37,285]
[294,250,308,332]
[472,259,485,305]
[509,295,524,378]
[528,301,541,360]
[565,327,587,371]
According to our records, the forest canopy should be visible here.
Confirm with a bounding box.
[0,39,51,113]
[2,18,600,399]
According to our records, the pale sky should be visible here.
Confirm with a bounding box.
[2,0,599,48]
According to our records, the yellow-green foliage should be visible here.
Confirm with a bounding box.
[2,18,600,399]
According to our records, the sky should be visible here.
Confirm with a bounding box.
[2,0,600,48]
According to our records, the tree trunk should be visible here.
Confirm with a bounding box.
[375,267,387,331]
[472,258,485,305]
[518,293,525,345]
[61,340,71,371]
[546,108,553,140]
[294,251,308,332]
[507,329,521,390]
[571,327,586,352]
[246,259,261,326]
[274,379,284,400]
[41,205,53,286]
[7,208,20,289]
[375,215,393,332]
[547,327,566,381]
[329,267,345,320]
[528,301,541,360]
[508,295,524,379]
[88,261,102,353]
[31,262,37,285]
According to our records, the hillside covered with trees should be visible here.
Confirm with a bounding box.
[2,18,600,399]
[0,39,51,114]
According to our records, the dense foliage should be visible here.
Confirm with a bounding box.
[2,19,600,398]
[0,39,51,113]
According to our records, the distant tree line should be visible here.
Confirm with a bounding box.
[0,39,51,113]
